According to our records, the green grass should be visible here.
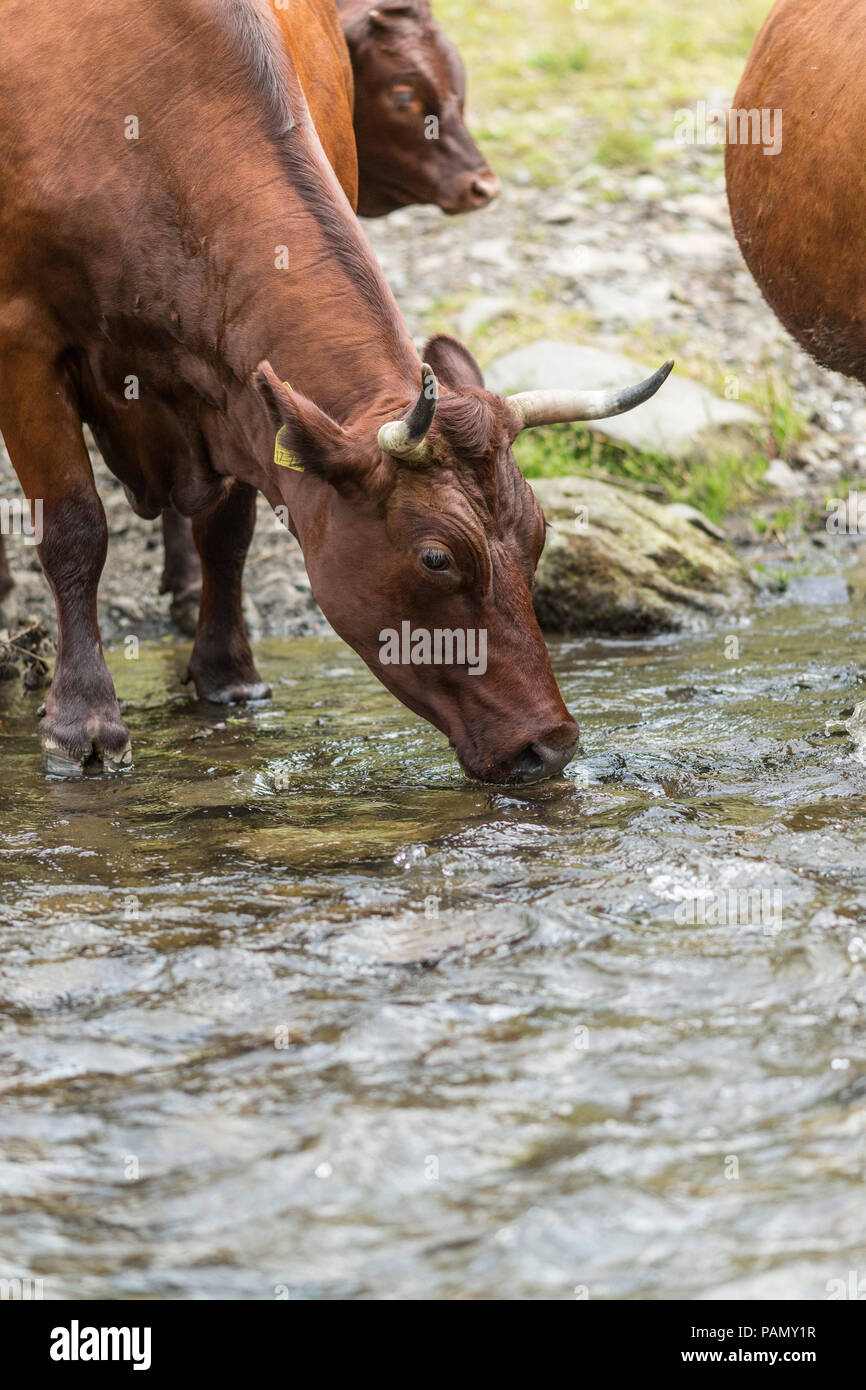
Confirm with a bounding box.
[513,426,768,527]
[439,0,772,183]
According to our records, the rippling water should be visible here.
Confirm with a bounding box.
[2,584,866,1300]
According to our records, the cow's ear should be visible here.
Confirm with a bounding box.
[422,335,485,391]
[254,361,355,485]
[368,2,419,27]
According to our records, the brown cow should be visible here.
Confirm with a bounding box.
[0,0,670,781]
[727,0,866,390]
[338,0,500,216]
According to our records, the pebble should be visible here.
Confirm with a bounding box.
[764,458,805,496]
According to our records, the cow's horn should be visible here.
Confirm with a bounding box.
[378,364,439,462]
[506,359,674,432]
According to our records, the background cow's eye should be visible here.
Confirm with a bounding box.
[392,85,415,108]
[422,549,451,572]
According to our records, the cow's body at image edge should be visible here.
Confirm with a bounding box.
[727,0,866,387]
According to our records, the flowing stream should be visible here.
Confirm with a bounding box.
[2,572,866,1299]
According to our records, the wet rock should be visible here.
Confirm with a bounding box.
[486,341,761,458]
[0,619,53,691]
[530,475,753,636]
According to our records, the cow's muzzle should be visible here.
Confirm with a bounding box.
[444,168,502,214]
[461,719,580,785]
[506,721,581,784]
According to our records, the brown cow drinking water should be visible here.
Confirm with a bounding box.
[0,0,671,782]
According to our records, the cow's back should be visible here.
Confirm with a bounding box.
[0,0,356,321]
[727,0,866,383]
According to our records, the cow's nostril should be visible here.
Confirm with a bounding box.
[507,723,580,785]
[509,743,547,783]
[470,171,501,205]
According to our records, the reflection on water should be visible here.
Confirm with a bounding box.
[1,598,866,1299]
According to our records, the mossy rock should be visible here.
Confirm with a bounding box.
[531,476,754,636]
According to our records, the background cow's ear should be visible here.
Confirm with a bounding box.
[253,361,355,484]
[422,335,485,391]
[368,2,419,29]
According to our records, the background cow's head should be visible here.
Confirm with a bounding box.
[340,0,500,217]
[255,341,672,784]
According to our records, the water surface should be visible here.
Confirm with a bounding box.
[2,589,866,1300]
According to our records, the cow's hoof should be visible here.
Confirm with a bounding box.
[40,712,133,779]
[42,739,134,778]
[103,746,134,774]
[169,584,202,638]
[42,745,86,779]
[198,680,271,705]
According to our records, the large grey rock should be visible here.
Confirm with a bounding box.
[530,476,753,636]
[486,341,761,458]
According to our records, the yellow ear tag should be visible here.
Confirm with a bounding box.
[273,384,304,471]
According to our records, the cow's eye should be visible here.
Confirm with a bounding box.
[421,549,451,572]
[392,85,415,108]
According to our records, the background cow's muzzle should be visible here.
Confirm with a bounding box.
[443,167,502,215]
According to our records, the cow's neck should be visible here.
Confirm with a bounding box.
[184,130,421,503]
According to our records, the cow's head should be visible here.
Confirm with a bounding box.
[342,0,500,217]
[255,340,672,784]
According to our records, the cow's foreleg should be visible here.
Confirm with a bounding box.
[185,481,270,704]
[0,356,131,774]
[160,507,202,636]
[0,535,13,604]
